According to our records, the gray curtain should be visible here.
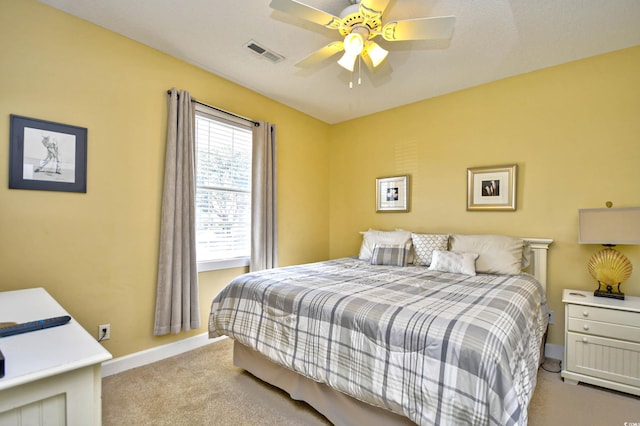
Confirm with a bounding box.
[154,88,200,335]
[251,122,278,271]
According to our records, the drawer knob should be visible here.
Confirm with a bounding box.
[582,311,589,317]
[582,337,588,343]
[583,325,589,331]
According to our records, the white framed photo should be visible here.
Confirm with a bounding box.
[467,164,517,211]
[376,175,409,212]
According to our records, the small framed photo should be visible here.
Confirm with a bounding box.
[9,115,87,193]
[376,175,410,212]
[467,164,517,211]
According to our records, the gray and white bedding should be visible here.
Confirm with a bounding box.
[209,257,548,425]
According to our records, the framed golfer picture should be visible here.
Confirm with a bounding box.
[9,115,87,193]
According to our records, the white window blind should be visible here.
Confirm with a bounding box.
[195,105,252,270]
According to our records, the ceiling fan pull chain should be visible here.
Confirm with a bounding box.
[358,56,362,86]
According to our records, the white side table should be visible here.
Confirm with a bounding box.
[561,289,640,396]
[0,288,112,425]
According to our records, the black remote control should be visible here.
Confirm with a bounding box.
[0,316,71,338]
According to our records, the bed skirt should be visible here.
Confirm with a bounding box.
[233,341,416,426]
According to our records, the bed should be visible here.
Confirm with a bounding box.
[209,233,552,425]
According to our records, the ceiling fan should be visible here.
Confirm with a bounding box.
[269,0,456,72]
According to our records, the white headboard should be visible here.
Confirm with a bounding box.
[522,238,553,291]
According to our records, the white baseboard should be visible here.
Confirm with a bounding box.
[101,333,226,377]
[545,343,563,361]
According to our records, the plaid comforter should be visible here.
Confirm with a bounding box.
[209,258,548,425]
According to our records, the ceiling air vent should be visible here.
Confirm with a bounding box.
[245,40,285,63]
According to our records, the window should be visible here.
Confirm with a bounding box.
[195,104,252,271]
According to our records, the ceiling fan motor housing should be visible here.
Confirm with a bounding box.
[338,3,382,38]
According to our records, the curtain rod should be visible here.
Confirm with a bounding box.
[166,89,259,126]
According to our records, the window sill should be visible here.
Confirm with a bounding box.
[197,257,250,272]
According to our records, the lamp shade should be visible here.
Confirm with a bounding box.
[578,207,640,245]
[337,33,364,72]
[365,42,388,67]
[337,51,358,71]
[343,33,364,55]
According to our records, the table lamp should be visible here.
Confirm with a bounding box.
[578,205,640,299]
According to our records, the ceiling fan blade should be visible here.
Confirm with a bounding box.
[359,0,390,16]
[269,0,341,29]
[382,16,456,41]
[295,42,344,68]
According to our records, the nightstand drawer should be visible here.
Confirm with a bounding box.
[566,332,640,387]
[567,318,640,342]
[567,304,639,327]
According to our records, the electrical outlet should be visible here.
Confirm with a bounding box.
[548,311,555,325]
[98,324,111,341]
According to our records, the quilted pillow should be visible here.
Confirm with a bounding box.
[358,229,412,260]
[428,250,479,276]
[370,244,411,267]
[411,233,449,266]
[449,234,524,275]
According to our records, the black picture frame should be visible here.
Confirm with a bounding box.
[9,115,87,193]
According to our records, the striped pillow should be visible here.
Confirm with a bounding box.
[370,243,410,267]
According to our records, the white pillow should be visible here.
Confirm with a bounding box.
[449,234,524,275]
[358,229,412,260]
[428,250,479,276]
[411,233,449,266]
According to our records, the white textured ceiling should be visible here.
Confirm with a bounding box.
[39,0,640,124]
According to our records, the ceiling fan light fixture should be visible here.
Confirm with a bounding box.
[338,32,364,71]
[366,42,388,67]
[337,51,358,71]
[342,32,364,55]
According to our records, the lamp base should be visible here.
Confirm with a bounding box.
[594,282,625,300]
[588,247,631,301]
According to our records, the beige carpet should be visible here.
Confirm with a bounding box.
[103,338,640,425]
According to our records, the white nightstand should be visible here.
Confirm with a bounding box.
[561,289,640,396]
[0,288,112,425]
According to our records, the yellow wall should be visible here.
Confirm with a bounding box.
[1,1,638,357]
[0,1,330,357]
[329,46,640,346]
